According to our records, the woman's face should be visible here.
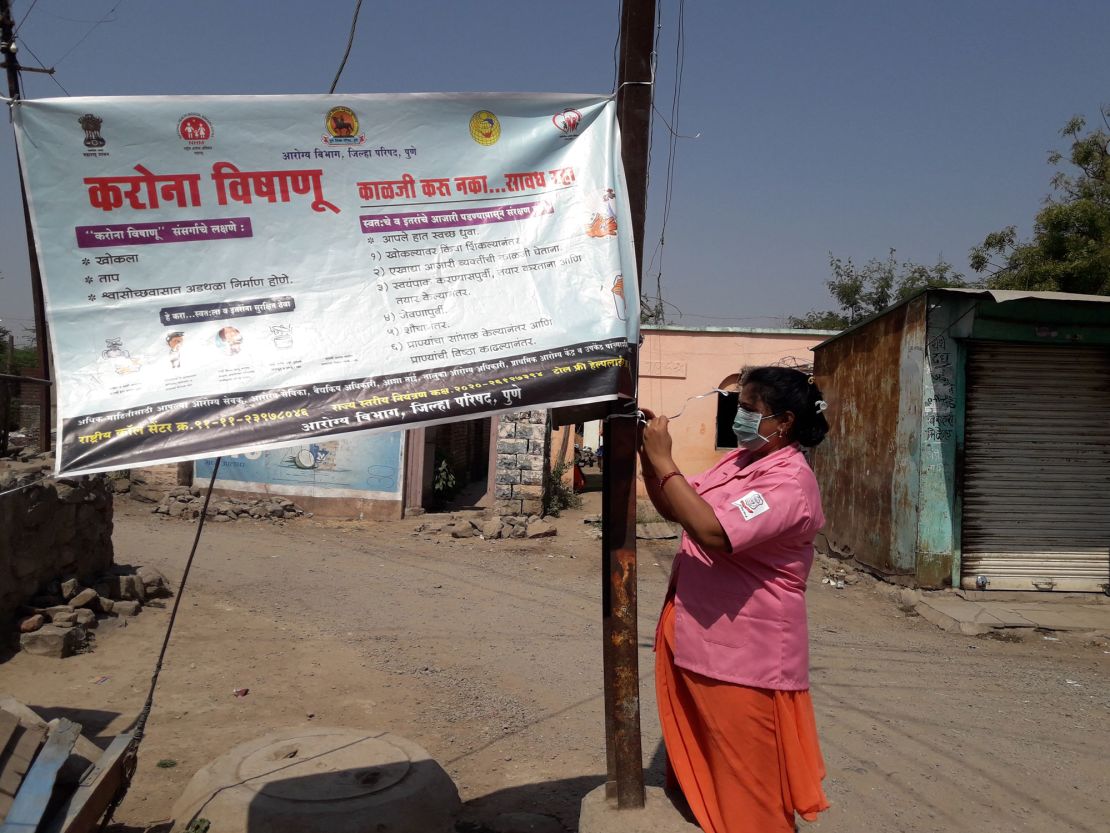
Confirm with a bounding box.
[738,383,794,450]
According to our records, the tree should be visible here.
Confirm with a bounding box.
[789,249,969,329]
[970,109,1110,295]
[0,324,37,372]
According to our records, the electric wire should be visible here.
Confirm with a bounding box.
[328,0,364,94]
[14,0,40,33]
[53,0,124,66]
[101,457,223,826]
[643,0,688,324]
[0,472,53,498]
[16,36,70,95]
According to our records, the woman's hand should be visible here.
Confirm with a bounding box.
[641,410,674,470]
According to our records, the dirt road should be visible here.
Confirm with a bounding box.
[4,496,1107,832]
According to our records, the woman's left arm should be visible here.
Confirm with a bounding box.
[641,415,731,553]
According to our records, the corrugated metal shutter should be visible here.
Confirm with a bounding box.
[961,342,1110,592]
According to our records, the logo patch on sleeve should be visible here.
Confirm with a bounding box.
[733,490,770,521]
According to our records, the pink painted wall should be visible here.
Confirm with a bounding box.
[635,327,835,491]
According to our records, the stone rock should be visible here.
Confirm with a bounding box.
[167,500,187,518]
[111,478,132,493]
[489,812,565,833]
[191,485,203,497]
[114,600,141,617]
[526,519,557,539]
[130,484,163,503]
[60,578,81,600]
[211,514,232,523]
[50,609,78,625]
[170,486,192,497]
[510,524,527,539]
[138,565,172,598]
[283,510,298,519]
[481,520,504,540]
[96,597,115,615]
[268,503,286,517]
[19,614,45,633]
[898,588,921,612]
[67,588,99,609]
[20,624,85,658]
[74,608,97,628]
[450,522,477,539]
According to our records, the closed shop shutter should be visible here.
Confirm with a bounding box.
[961,342,1110,592]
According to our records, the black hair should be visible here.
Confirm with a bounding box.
[740,366,829,448]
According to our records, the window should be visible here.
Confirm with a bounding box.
[715,373,740,449]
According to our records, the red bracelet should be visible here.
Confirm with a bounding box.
[658,471,683,490]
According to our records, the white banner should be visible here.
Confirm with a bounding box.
[13,93,639,474]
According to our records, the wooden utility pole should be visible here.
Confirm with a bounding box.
[2,0,54,452]
[601,0,654,810]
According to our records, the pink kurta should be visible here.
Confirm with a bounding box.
[659,444,825,690]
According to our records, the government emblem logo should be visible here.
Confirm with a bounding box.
[78,113,106,148]
[469,110,501,146]
[322,106,366,145]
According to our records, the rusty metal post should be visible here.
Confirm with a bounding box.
[2,0,53,453]
[600,0,654,810]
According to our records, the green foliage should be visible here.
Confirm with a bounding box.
[543,462,581,517]
[431,453,458,500]
[0,324,37,372]
[970,109,1110,295]
[789,249,969,329]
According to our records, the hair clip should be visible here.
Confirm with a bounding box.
[807,375,816,385]
[815,400,828,413]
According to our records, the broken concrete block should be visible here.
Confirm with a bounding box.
[20,624,85,658]
[526,519,557,539]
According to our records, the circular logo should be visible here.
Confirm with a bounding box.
[178,114,213,143]
[326,106,359,138]
[469,110,501,146]
[552,108,582,134]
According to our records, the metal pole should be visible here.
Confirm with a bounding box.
[2,0,53,453]
[601,0,654,810]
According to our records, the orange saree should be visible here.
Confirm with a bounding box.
[656,598,829,833]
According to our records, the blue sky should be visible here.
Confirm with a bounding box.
[2,0,1108,336]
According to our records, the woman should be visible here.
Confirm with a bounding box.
[639,366,830,833]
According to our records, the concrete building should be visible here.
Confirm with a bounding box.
[813,288,1110,591]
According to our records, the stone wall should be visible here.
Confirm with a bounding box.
[0,458,115,627]
[494,410,550,517]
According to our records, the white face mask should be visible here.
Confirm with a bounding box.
[732,407,779,450]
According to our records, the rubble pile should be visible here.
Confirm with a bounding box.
[141,486,309,522]
[415,514,558,541]
[16,564,173,658]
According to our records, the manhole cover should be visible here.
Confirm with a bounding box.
[234,730,412,801]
